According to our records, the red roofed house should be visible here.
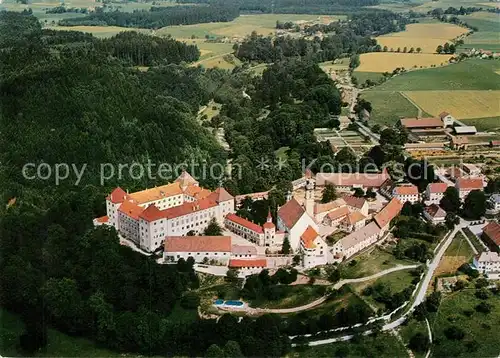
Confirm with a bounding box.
[482,221,500,252]
[339,211,367,233]
[277,197,318,252]
[343,195,369,216]
[315,169,390,192]
[392,184,419,204]
[331,222,382,260]
[163,236,232,264]
[322,206,350,226]
[225,211,285,251]
[374,198,403,233]
[423,204,446,224]
[229,258,267,276]
[300,226,328,268]
[425,182,449,204]
[455,177,484,199]
[102,172,235,252]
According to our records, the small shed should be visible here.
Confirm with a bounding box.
[454,126,477,135]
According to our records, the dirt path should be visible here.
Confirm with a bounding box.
[399,91,423,117]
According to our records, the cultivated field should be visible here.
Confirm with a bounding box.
[376,23,469,54]
[356,52,453,73]
[460,11,500,51]
[404,90,500,119]
[361,91,425,126]
[156,14,344,40]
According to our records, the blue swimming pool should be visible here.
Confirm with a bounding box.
[214,299,224,305]
[224,300,244,306]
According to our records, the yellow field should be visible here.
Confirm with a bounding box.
[194,54,241,70]
[356,53,453,73]
[376,23,469,54]
[404,90,500,119]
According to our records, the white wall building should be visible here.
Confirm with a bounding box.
[339,211,367,233]
[100,172,236,252]
[473,251,500,274]
[455,177,484,200]
[392,184,419,204]
[438,111,455,127]
[423,204,446,224]
[163,236,232,264]
[228,258,267,277]
[331,222,382,260]
[300,226,328,268]
[425,182,448,204]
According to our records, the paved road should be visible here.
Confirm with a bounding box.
[298,223,466,347]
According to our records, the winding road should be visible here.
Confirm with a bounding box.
[297,222,467,347]
[253,265,418,314]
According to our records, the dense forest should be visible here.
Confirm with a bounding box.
[59,2,239,28]
[177,0,381,14]
[235,11,410,63]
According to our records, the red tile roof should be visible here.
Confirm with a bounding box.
[327,206,350,221]
[491,140,500,146]
[164,236,232,253]
[225,213,263,233]
[212,187,234,202]
[451,136,469,145]
[107,187,128,203]
[139,204,164,222]
[229,258,267,268]
[456,177,483,191]
[301,226,319,249]
[400,117,443,129]
[278,198,306,229]
[175,170,198,187]
[425,204,446,219]
[341,211,366,226]
[439,111,450,119]
[316,170,390,188]
[263,213,275,230]
[343,195,366,210]
[374,198,403,229]
[140,196,218,222]
[118,200,144,220]
[483,221,500,246]
[95,215,109,223]
[427,182,448,194]
[394,185,418,196]
[447,167,465,179]
[314,199,346,214]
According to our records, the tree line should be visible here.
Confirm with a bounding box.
[235,11,410,63]
[59,3,239,29]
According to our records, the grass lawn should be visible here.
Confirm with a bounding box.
[460,12,500,50]
[462,227,487,253]
[368,59,500,91]
[275,146,290,161]
[461,117,500,132]
[429,289,500,357]
[353,71,385,85]
[360,90,423,127]
[340,247,417,279]
[291,332,408,357]
[349,269,416,310]
[0,308,141,358]
[445,231,475,259]
[248,284,326,309]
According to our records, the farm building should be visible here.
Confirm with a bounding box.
[438,112,455,126]
[450,135,469,150]
[481,221,500,252]
[404,142,446,151]
[400,117,444,130]
[462,163,481,176]
[454,126,477,135]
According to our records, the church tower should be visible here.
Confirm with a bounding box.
[305,178,315,217]
[263,210,276,247]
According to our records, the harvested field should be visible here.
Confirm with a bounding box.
[356,52,453,73]
[403,90,500,119]
[376,23,469,54]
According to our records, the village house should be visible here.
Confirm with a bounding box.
[482,221,500,252]
[331,222,382,260]
[322,206,350,227]
[225,211,285,251]
[343,195,369,216]
[314,198,347,222]
[163,236,232,264]
[392,184,419,204]
[374,198,404,234]
[455,177,484,200]
[300,226,328,268]
[473,251,500,276]
[438,112,455,126]
[339,211,367,232]
[399,117,446,130]
[101,172,236,252]
[424,204,447,224]
[228,258,267,277]
[425,182,449,204]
